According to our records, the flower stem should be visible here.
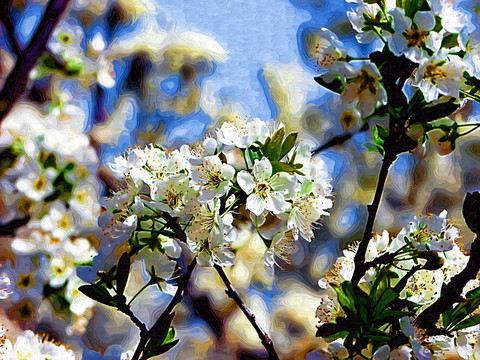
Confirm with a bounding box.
[373,27,388,45]
[460,89,480,103]
[127,282,152,307]
[213,264,280,360]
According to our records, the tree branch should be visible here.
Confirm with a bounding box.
[0,0,71,122]
[414,235,480,334]
[117,301,148,335]
[214,264,280,360]
[352,150,397,285]
[0,216,30,236]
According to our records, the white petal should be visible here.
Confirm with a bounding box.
[237,171,255,194]
[246,194,266,216]
[253,158,272,181]
[265,192,288,214]
[221,163,235,180]
[414,11,435,30]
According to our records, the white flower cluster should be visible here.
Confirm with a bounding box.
[0,326,76,360]
[316,210,478,359]
[315,0,477,117]
[105,118,333,268]
[0,103,102,323]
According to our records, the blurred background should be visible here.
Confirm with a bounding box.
[1,0,480,358]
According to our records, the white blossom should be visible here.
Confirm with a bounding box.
[237,158,294,216]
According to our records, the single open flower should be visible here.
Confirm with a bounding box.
[237,158,294,216]
[342,63,387,117]
[191,155,235,202]
[413,52,470,102]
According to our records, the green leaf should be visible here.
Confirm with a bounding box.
[369,268,389,305]
[79,284,116,307]
[373,288,399,320]
[333,282,357,315]
[375,310,415,323]
[441,33,459,49]
[442,307,454,328]
[463,192,480,234]
[316,320,349,338]
[411,100,460,124]
[466,287,480,299]
[358,296,369,324]
[372,124,388,156]
[365,330,391,343]
[147,339,180,358]
[279,132,298,160]
[261,128,285,161]
[247,146,263,163]
[447,298,480,329]
[38,152,59,170]
[271,161,304,175]
[314,75,344,94]
[451,315,480,332]
[65,60,84,77]
[116,252,130,295]
[149,312,176,351]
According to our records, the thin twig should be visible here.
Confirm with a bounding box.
[312,123,369,156]
[131,257,198,360]
[352,150,397,285]
[213,264,280,360]
[117,302,148,335]
[0,0,71,122]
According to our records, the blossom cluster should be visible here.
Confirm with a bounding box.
[314,0,479,123]
[100,117,333,272]
[0,103,103,336]
[316,210,480,359]
[0,325,77,360]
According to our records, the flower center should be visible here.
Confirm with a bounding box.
[33,176,47,191]
[255,181,272,198]
[207,170,223,188]
[165,187,183,210]
[354,70,377,95]
[17,273,34,289]
[424,64,447,84]
[404,28,428,48]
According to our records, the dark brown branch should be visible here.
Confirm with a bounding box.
[214,264,280,360]
[132,257,197,360]
[352,150,397,285]
[0,0,71,122]
[0,215,30,236]
[414,235,480,334]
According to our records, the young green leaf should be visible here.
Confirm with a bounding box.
[116,252,131,295]
[79,284,117,307]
